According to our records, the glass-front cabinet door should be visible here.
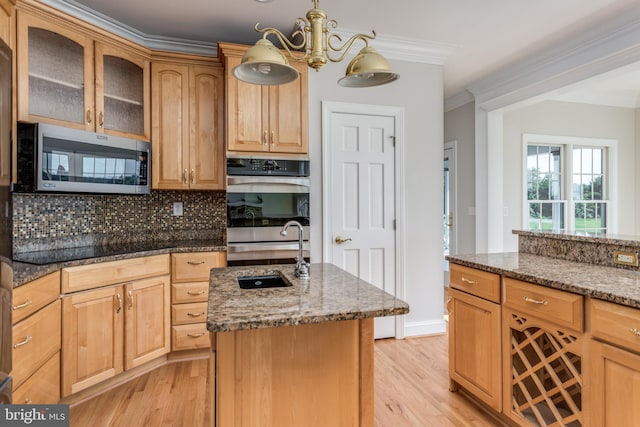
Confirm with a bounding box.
[17,10,94,130]
[95,42,150,140]
[16,9,150,140]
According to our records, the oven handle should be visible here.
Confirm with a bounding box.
[227,176,309,188]
[228,242,309,253]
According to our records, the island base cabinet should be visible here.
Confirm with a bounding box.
[213,318,373,427]
[587,340,640,427]
[448,288,502,412]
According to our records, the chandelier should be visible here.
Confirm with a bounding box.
[233,0,399,87]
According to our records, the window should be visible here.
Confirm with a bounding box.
[523,134,614,233]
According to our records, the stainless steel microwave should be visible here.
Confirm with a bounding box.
[14,122,151,194]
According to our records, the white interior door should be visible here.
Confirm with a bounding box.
[327,111,397,339]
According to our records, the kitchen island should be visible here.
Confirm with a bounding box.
[206,263,409,427]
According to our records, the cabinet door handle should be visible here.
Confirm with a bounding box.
[13,335,32,349]
[86,109,92,124]
[187,260,205,265]
[270,130,275,145]
[187,290,206,296]
[461,277,477,285]
[187,311,205,318]
[98,111,104,128]
[630,328,640,337]
[182,169,188,184]
[263,130,268,145]
[523,296,548,305]
[128,290,133,310]
[12,298,32,310]
[116,293,122,314]
[187,332,205,338]
[190,169,195,184]
[446,296,453,316]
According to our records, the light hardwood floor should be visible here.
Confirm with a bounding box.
[70,334,501,426]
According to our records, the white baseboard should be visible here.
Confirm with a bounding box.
[404,318,447,337]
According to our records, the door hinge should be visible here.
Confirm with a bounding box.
[393,219,396,230]
[390,136,396,146]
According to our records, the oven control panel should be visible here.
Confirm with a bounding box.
[227,158,310,177]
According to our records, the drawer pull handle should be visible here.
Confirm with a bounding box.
[24,398,32,404]
[187,290,206,296]
[187,260,205,265]
[128,290,133,310]
[188,332,205,338]
[630,328,640,337]
[187,311,205,318]
[14,335,32,349]
[461,277,477,285]
[524,296,548,305]
[13,299,32,310]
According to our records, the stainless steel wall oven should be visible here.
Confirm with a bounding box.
[226,158,309,265]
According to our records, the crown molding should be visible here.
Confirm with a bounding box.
[38,0,218,56]
[335,28,455,65]
[466,5,640,111]
[444,90,474,112]
[38,0,454,64]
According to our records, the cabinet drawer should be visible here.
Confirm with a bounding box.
[12,299,61,388]
[13,352,60,404]
[61,254,170,293]
[171,282,209,303]
[590,298,640,353]
[504,278,583,331]
[171,252,226,283]
[12,271,60,324]
[172,302,208,325]
[449,264,500,303]
[172,324,210,351]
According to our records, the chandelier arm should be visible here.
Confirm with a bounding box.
[326,31,375,63]
[255,22,309,62]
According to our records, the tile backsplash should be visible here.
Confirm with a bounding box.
[13,190,226,252]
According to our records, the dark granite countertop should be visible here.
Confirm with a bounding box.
[447,252,640,309]
[206,263,410,332]
[11,238,226,287]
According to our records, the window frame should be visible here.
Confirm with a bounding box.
[522,133,618,233]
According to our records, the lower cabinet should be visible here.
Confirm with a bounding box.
[502,278,584,427]
[13,352,60,404]
[62,274,170,397]
[448,288,502,411]
[587,298,640,427]
[170,251,226,351]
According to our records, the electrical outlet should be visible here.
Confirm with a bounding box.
[172,202,183,216]
[613,250,638,267]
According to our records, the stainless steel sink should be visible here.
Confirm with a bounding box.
[237,273,291,289]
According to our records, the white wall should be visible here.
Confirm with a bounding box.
[308,58,446,337]
[501,100,637,250]
[444,101,476,255]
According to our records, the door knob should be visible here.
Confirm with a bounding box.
[335,236,352,244]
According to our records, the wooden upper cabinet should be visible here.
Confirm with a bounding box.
[0,0,15,47]
[16,7,150,140]
[219,42,309,155]
[151,59,224,190]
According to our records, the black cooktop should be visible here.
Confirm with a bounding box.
[12,241,177,265]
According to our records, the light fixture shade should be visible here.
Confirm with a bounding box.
[233,39,300,85]
[338,47,399,88]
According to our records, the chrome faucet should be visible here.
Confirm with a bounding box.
[280,220,309,279]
